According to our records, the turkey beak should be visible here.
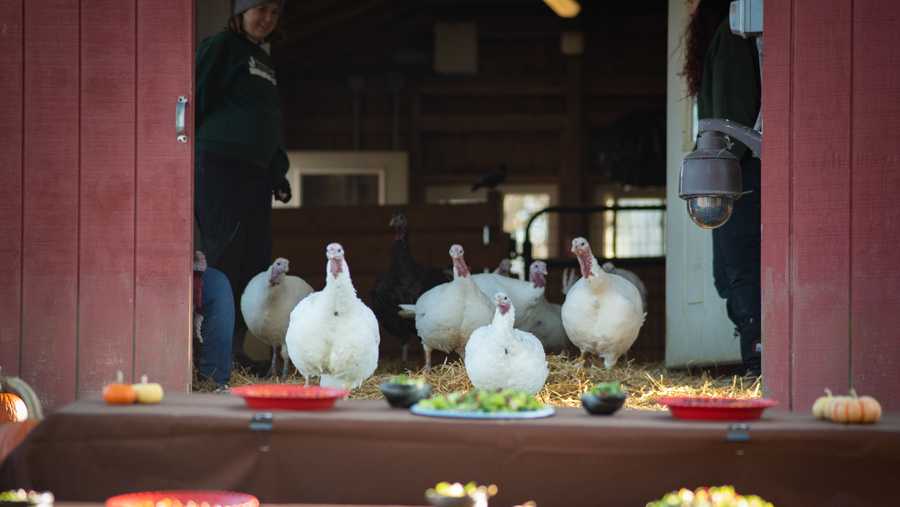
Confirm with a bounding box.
[498,301,511,315]
[532,271,546,288]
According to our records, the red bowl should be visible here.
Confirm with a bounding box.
[106,490,258,507]
[230,384,349,410]
[657,396,778,421]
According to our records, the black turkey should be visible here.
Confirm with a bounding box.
[371,213,450,362]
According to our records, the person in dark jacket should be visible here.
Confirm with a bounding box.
[683,0,762,377]
[195,0,290,373]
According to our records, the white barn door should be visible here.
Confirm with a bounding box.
[664,0,740,368]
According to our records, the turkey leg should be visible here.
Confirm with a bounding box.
[423,344,433,372]
[267,346,278,378]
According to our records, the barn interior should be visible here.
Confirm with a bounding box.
[197,0,670,366]
[4,3,899,506]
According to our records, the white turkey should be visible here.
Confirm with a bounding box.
[493,258,513,277]
[602,262,648,310]
[465,292,549,395]
[515,261,571,354]
[563,262,648,310]
[399,244,493,371]
[472,269,543,328]
[285,243,380,389]
[241,257,314,378]
[562,237,645,369]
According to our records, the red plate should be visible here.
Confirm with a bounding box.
[230,384,349,410]
[106,490,258,507]
[658,396,778,421]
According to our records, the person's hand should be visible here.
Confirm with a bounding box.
[273,176,292,203]
[193,251,207,272]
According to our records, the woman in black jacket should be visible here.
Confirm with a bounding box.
[683,0,762,377]
[195,0,290,372]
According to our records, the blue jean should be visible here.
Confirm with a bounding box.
[198,267,234,385]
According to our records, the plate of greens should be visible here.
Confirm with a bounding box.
[410,389,554,420]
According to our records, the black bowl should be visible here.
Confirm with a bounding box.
[379,382,432,409]
[424,490,474,507]
[581,393,626,415]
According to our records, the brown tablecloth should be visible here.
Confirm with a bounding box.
[2,394,899,506]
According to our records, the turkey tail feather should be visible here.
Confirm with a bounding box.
[397,304,416,319]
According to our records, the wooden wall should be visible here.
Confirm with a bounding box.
[762,0,900,410]
[0,0,194,411]
[275,2,668,253]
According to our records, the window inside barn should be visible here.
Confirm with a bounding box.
[426,184,558,278]
[300,173,380,207]
[503,193,552,277]
[276,151,409,208]
[274,167,383,207]
[590,190,666,259]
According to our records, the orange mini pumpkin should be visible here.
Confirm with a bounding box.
[828,389,881,424]
[103,371,136,405]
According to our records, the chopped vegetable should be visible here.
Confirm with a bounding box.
[590,381,625,397]
[646,485,773,507]
[417,389,543,413]
[387,374,426,386]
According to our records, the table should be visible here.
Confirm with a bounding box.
[2,394,899,506]
[60,504,418,507]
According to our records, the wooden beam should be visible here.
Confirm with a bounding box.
[849,0,900,409]
[416,77,664,97]
[134,0,193,394]
[557,50,587,254]
[421,174,560,186]
[789,0,853,411]
[22,0,80,409]
[420,114,565,132]
[78,0,137,398]
[761,0,793,408]
[420,80,564,96]
[0,0,23,377]
[409,83,424,204]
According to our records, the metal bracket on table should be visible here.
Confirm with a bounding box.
[249,412,273,431]
[725,423,751,442]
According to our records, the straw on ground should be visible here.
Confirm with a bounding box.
[197,355,761,411]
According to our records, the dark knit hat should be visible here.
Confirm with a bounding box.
[233,0,283,16]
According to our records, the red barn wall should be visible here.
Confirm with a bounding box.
[763,0,900,411]
[0,0,194,411]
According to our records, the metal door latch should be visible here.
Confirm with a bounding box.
[726,423,751,442]
[249,412,273,431]
[176,96,189,143]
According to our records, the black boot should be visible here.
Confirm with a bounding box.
[737,316,762,377]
